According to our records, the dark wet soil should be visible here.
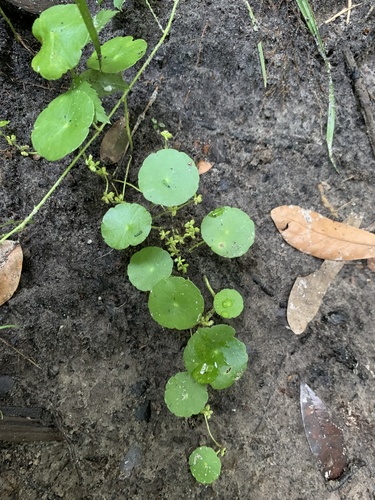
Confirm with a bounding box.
[1,1,375,498]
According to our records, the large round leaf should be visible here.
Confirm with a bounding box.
[138,149,199,206]
[183,325,248,389]
[127,247,173,291]
[87,36,147,73]
[101,203,152,250]
[201,207,255,258]
[164,372,208,418]
[32,4,90,80]
[31,90,94,161]
[148,277,204,330]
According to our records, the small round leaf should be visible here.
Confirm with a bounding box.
[101,203,152,250]
[164,372,208,418]
[201,207,255,258]
[214,288,244,318]
[127,247,173,291]
[183,325,248,389]
[148,277,204,330]
[138,149,199,206]
[31,90,94,161]
[189,447,221,484]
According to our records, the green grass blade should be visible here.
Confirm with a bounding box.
[295,0,338,171]
[242,0,267,88]
[75,0,102,70]
[257,41,267,88]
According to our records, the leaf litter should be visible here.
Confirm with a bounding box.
[300,381,348,480]
[287,214,362,335]
[271,205,375,260]
[0,241,23,306]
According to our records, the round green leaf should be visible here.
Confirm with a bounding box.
[31,90,94,161]
[201,207,255,258]
[138,149,199,207]
[214,289,244,319]
[148,277,204,330]
[87,36,147,73]
[164,372,208,418]
[189,447,221,484]
[32,4,90,80]
[127,247,173,291]
[183,325,248,389]
[101,203,152,250]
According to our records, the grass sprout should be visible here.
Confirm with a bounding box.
[295,0,338,172]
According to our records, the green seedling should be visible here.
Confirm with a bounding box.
[0,121,35,157]
[30,3,146,161]
[99,144,254,484]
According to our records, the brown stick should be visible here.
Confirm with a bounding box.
[343,46,375,159]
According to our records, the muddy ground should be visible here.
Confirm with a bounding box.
[1,0,375,498]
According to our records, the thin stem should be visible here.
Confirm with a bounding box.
[0,6,32,53]
[188,240,205,252]
[144,0,165,33]
[0,0,180,243]
[122,155,132,199]
[203,275,216,298]
[203,413,223,451]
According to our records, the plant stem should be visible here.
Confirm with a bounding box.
[0,0,180,243]
[203,275,216,298]
[0,6,32,53]
[203,413,223,451]
[188,240,205,252]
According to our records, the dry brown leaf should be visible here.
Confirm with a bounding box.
[100,118,128,164]
[287,215,362,335]
[271,205,375,260]
[300,382,347,480]
[197,159,213,175]
[0,241,23,306]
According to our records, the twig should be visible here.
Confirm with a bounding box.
[347,0,352,24]
[343,45,375,159]
[324,3,361,24]
[0,336,41,369]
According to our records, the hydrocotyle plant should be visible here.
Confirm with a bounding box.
[100,144,255,483]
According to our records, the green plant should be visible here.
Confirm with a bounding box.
[100,145,255,483]
[295,0,337,171]
[0,0,180,244]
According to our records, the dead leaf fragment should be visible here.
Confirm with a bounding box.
[0,241,23,306]
[300,382,347,480]
[197,159,213,175]
[287,215,362,335]
[100,118,128,164]
[368,258,375,272]
[271,205,375,260]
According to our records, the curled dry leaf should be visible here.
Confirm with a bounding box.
[287,215,362,335]
[100,117,128,164]
[0,241,23,306]
[300,382,347,480]
[196,159,213,175]
[271,205,375,260]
